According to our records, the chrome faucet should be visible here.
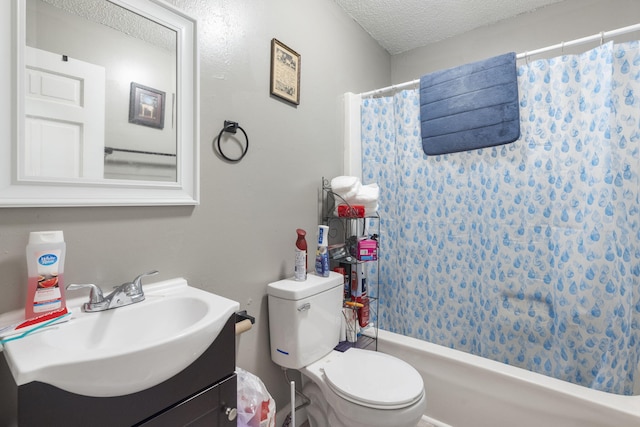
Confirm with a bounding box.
[67,270,159,312]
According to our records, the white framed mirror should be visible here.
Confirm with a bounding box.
[0,0,199,207]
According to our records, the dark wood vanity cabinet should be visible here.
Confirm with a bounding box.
[0,315,237,427]
[140,374,237,427]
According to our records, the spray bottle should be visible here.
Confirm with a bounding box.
[294,228,307,281]
[315,225,330,277]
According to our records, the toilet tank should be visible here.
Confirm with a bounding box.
[267,272,343,369]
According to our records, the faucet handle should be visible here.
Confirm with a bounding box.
[67,283,104,303]
[131,270,159,291]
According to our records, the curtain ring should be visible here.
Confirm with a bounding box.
[524,51,529,65]
[216,120,249,163]
[561,41,565,54]
[600,31,605,45]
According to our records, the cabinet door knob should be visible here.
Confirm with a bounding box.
[225,407,237,421]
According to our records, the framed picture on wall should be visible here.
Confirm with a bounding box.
[270,38,301,105]
[129,82,165,129]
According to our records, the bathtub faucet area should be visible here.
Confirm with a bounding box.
[66,270,159,312]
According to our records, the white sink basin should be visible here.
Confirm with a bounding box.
[1,278,239,397]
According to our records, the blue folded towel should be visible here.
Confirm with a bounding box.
[420,52,520,155]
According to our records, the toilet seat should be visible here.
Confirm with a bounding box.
[322,348,424,410]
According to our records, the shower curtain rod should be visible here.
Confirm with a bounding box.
[360,22,640,98]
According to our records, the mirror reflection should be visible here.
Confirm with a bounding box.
[25,0,177,182]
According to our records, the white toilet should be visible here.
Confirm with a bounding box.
[267,272,426,427]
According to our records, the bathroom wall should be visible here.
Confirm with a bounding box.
[2,0,639,414]
[391,0,640,84]
[0,0,390,409]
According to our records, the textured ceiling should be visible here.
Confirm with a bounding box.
[41,0,176,52]
[333,0,567,55]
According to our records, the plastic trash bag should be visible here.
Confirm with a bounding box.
[237,367,276,427]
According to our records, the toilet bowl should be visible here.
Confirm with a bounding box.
[301,349,426,427]
[267,273,426,427]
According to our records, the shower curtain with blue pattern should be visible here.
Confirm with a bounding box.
[361,41,640,395]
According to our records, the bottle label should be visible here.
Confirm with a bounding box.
[294,248,307,281]
[38,253,58,266]
[315,247,329,277]
[33,249,62,312]
[36,250,61,275]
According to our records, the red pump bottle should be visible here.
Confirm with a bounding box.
[294,229,307,281]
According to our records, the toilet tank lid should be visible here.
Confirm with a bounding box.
[267,271,343,300]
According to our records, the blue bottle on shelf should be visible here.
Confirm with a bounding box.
[315,225,330,277]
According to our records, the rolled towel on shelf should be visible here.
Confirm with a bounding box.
[349,186,380,216]
[363,204,379,217]
[331,175,359,192]
[331,176,362,200]
[350,183,379,205]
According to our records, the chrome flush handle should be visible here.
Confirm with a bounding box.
[297,302,311,312]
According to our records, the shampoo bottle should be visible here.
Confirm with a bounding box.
[25,231,67,320]
[315,225,330,277]
[294,228,307,281]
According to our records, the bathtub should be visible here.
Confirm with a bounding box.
[375,329,640,427]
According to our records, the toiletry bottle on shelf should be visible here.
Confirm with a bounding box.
[315,225,330,277]
[294,228,308,281]
[334,266,348,299]
[25,231,67,320]
[358,296,370,328]
[351,263,369,327]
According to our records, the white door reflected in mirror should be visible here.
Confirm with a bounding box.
[24,46,105,179]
